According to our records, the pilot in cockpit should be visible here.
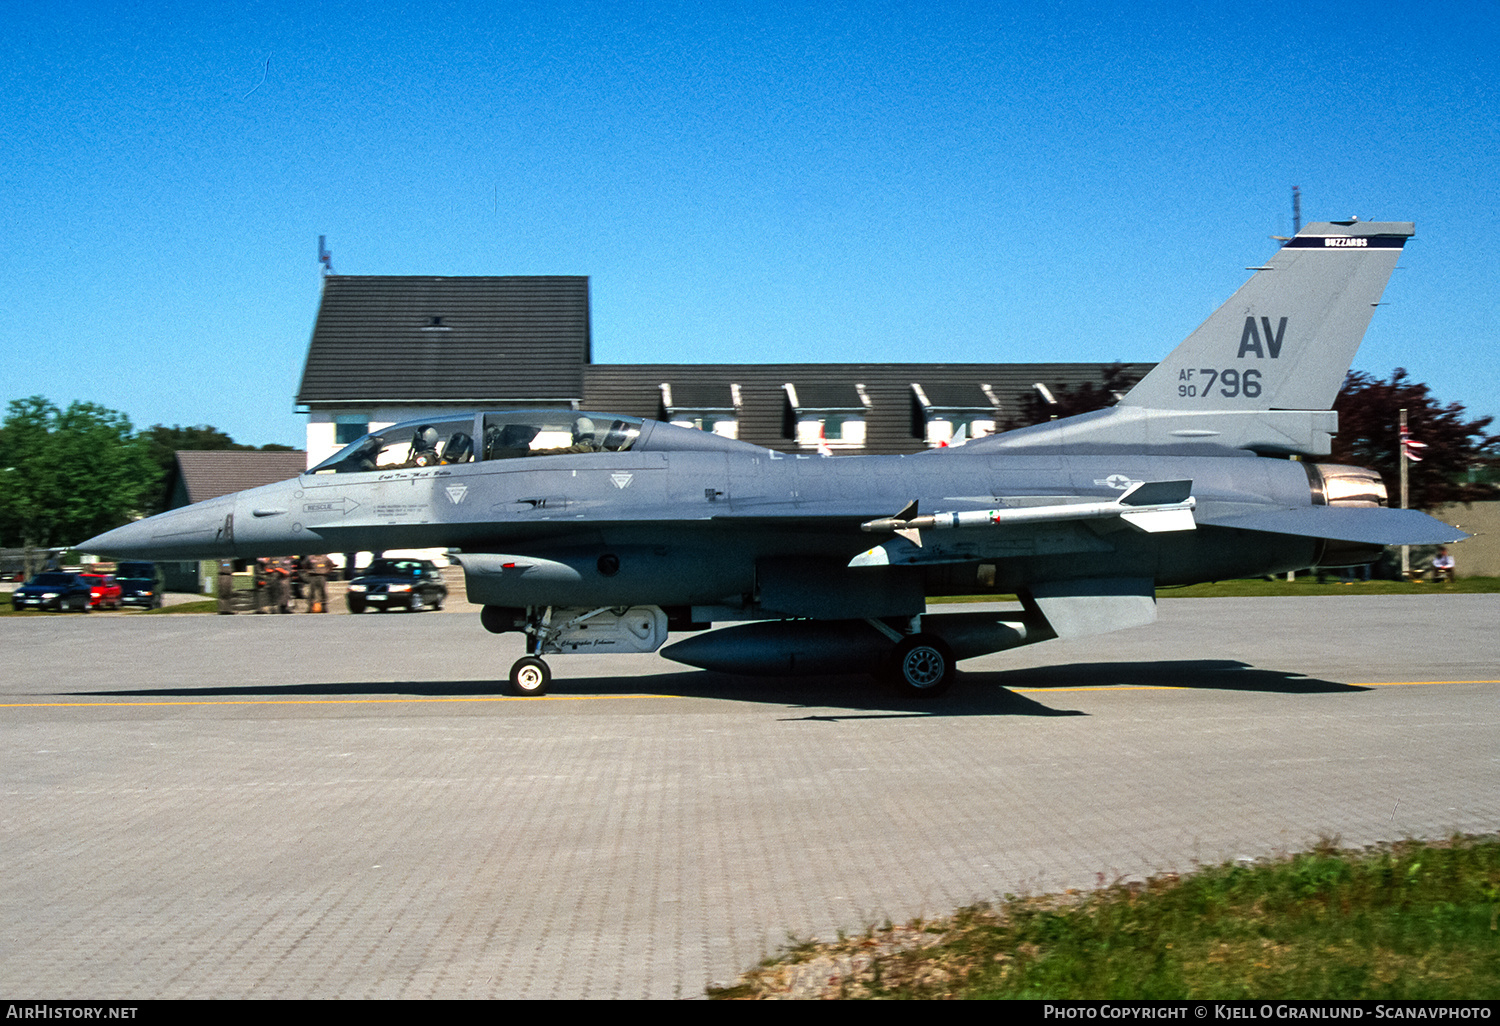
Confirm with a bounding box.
[568,416,600,452]
[406,425,442,467]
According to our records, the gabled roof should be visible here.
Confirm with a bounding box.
[660,381,736,412]
[296,276,590,406]
[172,451,308,506]
[584,363,1153,455]
[788,381,865,411]
[914,381,1000,410]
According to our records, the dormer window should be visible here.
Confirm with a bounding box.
[911,382,1001,447]
[784,382,868,450]
[421,316,451,331]
[659,381,740,438]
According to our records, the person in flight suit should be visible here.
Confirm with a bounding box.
[268,557,292,613]
[302,553,333,613]
[253,557,273,613]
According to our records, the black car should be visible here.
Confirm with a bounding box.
[11,572,95,612]
[346,559,448,613]
[115,561,164,609]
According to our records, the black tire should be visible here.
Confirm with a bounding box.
[409,593,424,612]
[348,598,366,614]
[508,656,551,696]
[885,634,955,698]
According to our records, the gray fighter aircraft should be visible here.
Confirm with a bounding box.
[83,218,1464,697]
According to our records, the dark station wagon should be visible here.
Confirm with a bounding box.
[115,562,164,609]
[346,559,448,614]
[11,573,96,612]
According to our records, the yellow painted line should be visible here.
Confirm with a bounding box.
[4,680,1496,709]
[1011,685,1187,693]
[0,693,661,709]
[1012,680,1500,693]
[1358,680,1500,686]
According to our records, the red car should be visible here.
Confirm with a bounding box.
[78,573,122,610]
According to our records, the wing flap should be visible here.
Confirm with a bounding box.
[1202,506,1466,545]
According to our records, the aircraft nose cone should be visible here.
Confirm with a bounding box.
[78,500,235,560]
[79,519,155,559]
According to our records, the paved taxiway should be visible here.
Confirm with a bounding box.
[2,595,1496,998]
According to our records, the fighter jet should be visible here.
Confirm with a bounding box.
[83,219,1463,697]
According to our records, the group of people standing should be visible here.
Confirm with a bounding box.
[217,555,335,614]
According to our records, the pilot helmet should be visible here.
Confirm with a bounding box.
[413,425,440,452]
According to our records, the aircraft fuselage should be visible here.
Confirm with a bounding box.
[115,446,1322,611]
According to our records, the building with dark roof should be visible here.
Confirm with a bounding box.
[168,450,310,509]
[583,363,1151,454]
[297,276,591,463]
[296,274,1151,465]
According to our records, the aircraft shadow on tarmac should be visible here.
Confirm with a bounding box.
[974,659,1363,695]
[75,672,1072,717]
[74,659,1359,718]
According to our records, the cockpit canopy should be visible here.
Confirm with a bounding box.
[309,411,644,475]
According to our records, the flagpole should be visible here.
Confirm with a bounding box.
[1400,407,1409,578]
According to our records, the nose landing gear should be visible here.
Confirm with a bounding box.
[487,603,671,696]
[508,655,552,696]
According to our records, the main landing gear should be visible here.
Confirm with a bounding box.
[884,632,956,698]
[861,616,955,698]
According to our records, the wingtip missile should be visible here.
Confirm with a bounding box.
[858,481,1197,542]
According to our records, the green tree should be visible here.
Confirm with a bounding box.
[0,397,160,572]
[1000,363,1144,429]
[1331,369,1499,511]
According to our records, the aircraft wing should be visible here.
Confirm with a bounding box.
[1198,505,1466,545]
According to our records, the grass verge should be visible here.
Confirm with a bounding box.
[0,600,221,616]
[710,834,1500,999]
[1159,576,1500,598]
[929,576,1500,604]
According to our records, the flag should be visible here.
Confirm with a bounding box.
[1400,425,1427,463]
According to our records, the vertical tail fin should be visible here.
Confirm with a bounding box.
[1118,220,1413,411]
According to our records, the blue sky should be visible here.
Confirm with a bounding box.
[3,1,1496,447]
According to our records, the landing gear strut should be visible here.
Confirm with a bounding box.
[508,607,555,696]
[493,604,671,696]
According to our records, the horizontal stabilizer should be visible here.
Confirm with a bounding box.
[1203,506,1467,546]
[1027,578,1157,640]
